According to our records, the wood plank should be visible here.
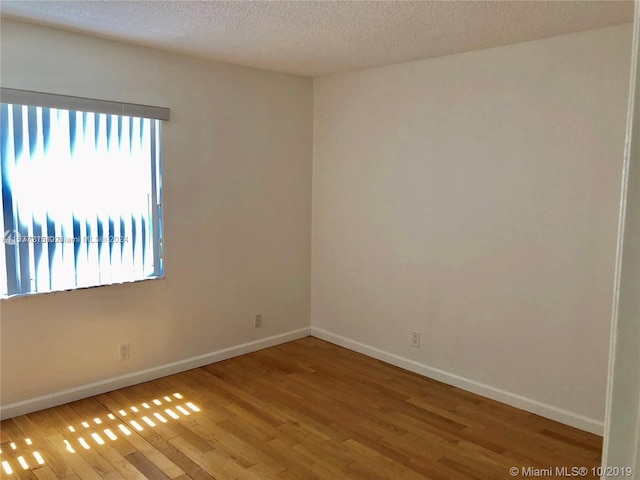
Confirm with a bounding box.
[124,452,170,480]
[144,433,215,480]
[32,466,60,480]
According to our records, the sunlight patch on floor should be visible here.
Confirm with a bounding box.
[0,392,200,475]
[59,393,199,452]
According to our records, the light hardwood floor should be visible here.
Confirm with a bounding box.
[0,337,602,479]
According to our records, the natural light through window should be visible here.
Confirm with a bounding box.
[0,392,198,474]
[0,89,168,298]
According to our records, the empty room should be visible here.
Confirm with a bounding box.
[1,1,639,479]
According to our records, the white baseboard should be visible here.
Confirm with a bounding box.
[310,327,604,436]
[0,327,310,420]
[2,325,604,436]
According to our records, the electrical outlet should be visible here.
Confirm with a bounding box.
[254,314,262,328]
[410,331,420,348]
[120,343,130,360]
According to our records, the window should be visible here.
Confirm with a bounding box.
[0,88,170,298]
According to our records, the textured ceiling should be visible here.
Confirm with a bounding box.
[0,1,634,77]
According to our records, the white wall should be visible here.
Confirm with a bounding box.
[603,7,640,474]
[312,25,632,433]
[0,20,313,414]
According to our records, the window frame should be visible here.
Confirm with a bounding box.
[0,88,170,298]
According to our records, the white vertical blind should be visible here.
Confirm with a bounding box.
[0,103,163,297]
